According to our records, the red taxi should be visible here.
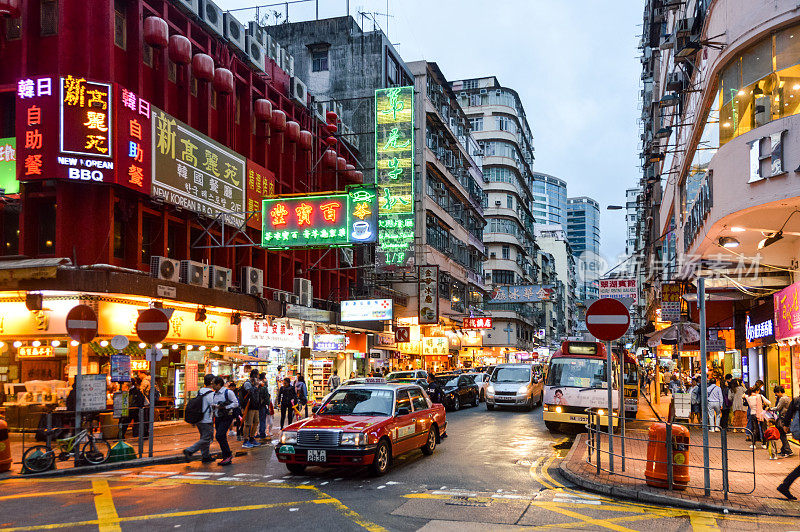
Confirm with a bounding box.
[276,379,447,476]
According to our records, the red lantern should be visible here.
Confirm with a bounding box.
[255,99,272,122]
[325,136,337,147]
[325,123,338,134]
[337,157,347,172]
[271,109,286,131]
[168,35,191,65]
[345,164,356,179]
[192,53,214,81]
[144,17,169,49]
[286,121,300,142]
[326,111,338,124]
[353,170,364,182]
[299,130,313,151]
[323,149,337,167]
[213,68,234,94]
[0,0,21,17]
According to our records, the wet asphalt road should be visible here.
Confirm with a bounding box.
[4,403,800,531]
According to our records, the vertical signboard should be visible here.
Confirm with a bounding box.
[375,86,415,268]
[115,85,152,192]
[17,76,56,182]
[151,108,246,224]
[0,137,17,194]
[60,76,113,160]
[660,282,682,322]
[246,160,276,230]
[419,265,439,324]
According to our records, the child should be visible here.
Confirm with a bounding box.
[765,418,781,460]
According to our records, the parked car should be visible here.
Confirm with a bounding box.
[386,370,429,381]
[276,382,446,476]
[462,372,490,401]
[434,374,480,411]
[485,363,544,411]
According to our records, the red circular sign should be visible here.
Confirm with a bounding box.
[136,308,170,344]
[585,298,630,342]
[65,304,98,344]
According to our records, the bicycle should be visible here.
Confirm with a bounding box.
[22,424,112,473]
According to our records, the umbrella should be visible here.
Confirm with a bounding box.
[646,322,701,348]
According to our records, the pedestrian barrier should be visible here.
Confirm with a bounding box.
[585,409,756,500]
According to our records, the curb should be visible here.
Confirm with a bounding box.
[558,434,800,518]
[0,454,187,481]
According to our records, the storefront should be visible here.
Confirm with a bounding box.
[773,282,800,400]
[240,317,307,395]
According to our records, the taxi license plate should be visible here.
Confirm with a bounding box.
[307,450,326,462]
[570,415,587,422]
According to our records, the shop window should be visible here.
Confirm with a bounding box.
[113,0,126,49]
[40,0,58,37]
[4,16,21,41]
[37,201,56,255]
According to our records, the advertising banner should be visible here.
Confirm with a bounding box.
[661,282,683,322]
[487,285,556,303]
[246,159,276,230]
[110,354,131,382]
[151,107,246,224]
[313,334,346,351]
[418,265,439,324]
[0,137,18,194]
[78,374,108,412]
[775,281,800,341]
[185,361,198,392]
[341,299,393,321]
[240,318,304,348]
[598,278,637,303]
[112,391,129,419]
[463,317,492,329]
[375,86,415,268]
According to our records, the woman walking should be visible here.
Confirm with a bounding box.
[746,386,771,448]
[729,379,747,432]
[277,377,298,429]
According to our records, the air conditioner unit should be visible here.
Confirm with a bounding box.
[173,0,200,17]
[241,266,263,296]
[245,35,266,72]
[293,277,313,307]
[479,89,487,95]
[199,0,224,37]
[208,265,232,291]
[247,21,267,47]
[180,260,209,287]
[223,12,246,55]
[280,48,294,76]
[267,36,279,62]
[273,291,299,304]
[291,76,308,106]
[150,256,180,282]
[675,17,695,36]
[313,100,328,121]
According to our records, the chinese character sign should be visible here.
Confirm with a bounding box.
[598,278,637,304]
[0,137,18,194]
[60,76,113,159]
[375,86,415,268]
[151,107,246,224]
[422,337,448,356]
[16,76,56,182]
[418,265,439,324]
[246,159,276,230]
[115,85,152,192]
[774,281,800,341]
[463,317,492,329]
[660,282,683,322]
[487,285,556,303]
[340,299,393,322]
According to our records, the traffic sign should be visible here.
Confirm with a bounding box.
[585,298,630,342]
[136,308,170,344]
[66,305,98,344]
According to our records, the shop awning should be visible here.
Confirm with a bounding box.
[646,322,700,348]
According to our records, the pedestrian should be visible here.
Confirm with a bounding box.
[183,374,216,463]
[707,378,724,431]
[778,394,800,499]
[426,373,444,404]
[328,370,341,392]
[730,379,747,432]
[211,376,238,466]
[349,371,356,379]
[746,386,771,448]
[256,373,273,441]
[295,373,308,418]
[119,378,147,439]
[688,378,701,424]
[240,369,261,448]
[227,381,243,440]
[773,385,794,457]
[277,377,298,429]
[746,380,765,441]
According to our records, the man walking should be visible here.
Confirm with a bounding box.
[774,385,794,457]
[212,376,238,466]
[240,369,261,448]
[328,370,341,392]
[183,374,215,463]
[256,372,273,441]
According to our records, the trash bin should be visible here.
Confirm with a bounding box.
[0,418,11,472]
[644,422,689,490]
[99,413,117,440]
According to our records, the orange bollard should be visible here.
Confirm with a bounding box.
[0,418,11,472]
[644,422,689,490]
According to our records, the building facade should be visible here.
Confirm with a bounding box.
[532,172,568,231]
[567,196,601,301]
[625,187,639,257]
[534,224,575,337]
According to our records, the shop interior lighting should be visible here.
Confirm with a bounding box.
[156,343,162,349]
[51,340,60,347]
[70,340,79,346]
[138,342,146,348]
[172,344,179,350]
[32,340,41,347]
[718,236,740,248]
[100,340,109,347]
[199,345,207,351]
[186,345,194,350]
[212,345,219,351]
[13,341,22,348]
[195,307,207,322]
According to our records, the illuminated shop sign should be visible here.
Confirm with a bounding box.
[60,76,113,159]
[745,314,773,342]
[240,318,304,348]
[0,137,18,194]
[487,285,556,303]
[18,346,55,358]
[261,185,379,248]
[422,337,448,355]
[375,86,415,268]
[151,108,246,224]
[463,317,492,329]
[245,160,276,230]
[340,299,393,322]
[313,334,346,351]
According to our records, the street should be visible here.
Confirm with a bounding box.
[3,406,800,531]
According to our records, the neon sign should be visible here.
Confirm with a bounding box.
[261,185,379,248]
[0,137,18,194]
[375,86,415,268]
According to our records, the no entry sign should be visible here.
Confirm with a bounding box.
[586,298,630,342]
[136,308,170,344]
[66,305,98,344]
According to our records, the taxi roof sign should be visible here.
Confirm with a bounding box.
[364,377,387,384]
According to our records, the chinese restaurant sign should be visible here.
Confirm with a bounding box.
[422,337,448,356]
[261,185,379,248]
[151,108,246,224]
[775,281,800,341]
[0,137,17,194]
[487,285,556,304]
[375,86,415,268]
[463,317,492,329]
[418,265,439,324]
[15,75,151,191]
[246,160,276,230]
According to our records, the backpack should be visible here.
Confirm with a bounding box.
[184,390,212,424]
[240,381,259,410]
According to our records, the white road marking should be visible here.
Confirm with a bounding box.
[552,497,602,505]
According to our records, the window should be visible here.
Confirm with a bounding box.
[40,0,58,37]
[409,389,429,411]
[311,48,329,72]
[387,53,400,86]
[501,245,510,260]
[37,201,56,255]
[113,0,126,48]
[5,16,21,40]
[469,117,483,131]
[492,269,515,285]
[497,115,510,131]
[507,194,513,209]
[395,390,412,414]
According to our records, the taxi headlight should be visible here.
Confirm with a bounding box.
[555,406,563,414]
[280,431,297,444]
[486,385,495,395]
[597,409,605,417]
[340,432,366,446]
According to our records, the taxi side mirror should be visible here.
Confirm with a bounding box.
[396,407,411,417]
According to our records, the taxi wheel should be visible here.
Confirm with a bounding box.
[286,463,306,474]
[421,426,438,455]
[472,393,479,407]
[371,439,391,476]
[453,396,460,411]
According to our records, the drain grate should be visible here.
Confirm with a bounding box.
[446,496,492,507]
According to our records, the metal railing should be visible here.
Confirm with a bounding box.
[585,409,756,500]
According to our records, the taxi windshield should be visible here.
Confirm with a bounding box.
[317,389,394,416]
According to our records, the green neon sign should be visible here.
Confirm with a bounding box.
[375,86,414,267]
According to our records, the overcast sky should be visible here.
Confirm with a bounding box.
[219,0,643,263]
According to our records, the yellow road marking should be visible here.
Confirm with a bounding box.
[541,504,640,532]
[91,480,121,532]
[0,485,132,500]
[688,511,719,531]
[314,496,389,532]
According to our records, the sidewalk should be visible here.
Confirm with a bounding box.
[560,395,800,516]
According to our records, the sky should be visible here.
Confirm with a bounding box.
[218,0,643,264]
